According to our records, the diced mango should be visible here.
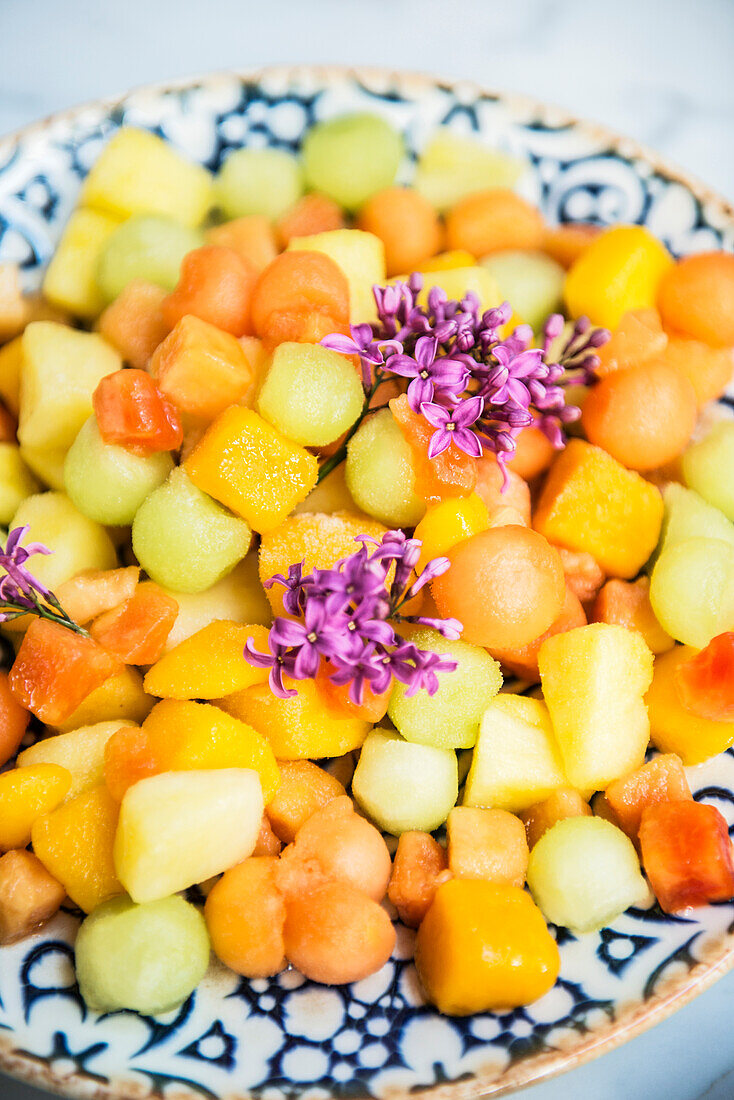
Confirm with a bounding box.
[0,764,72,850]
[52,667,153,733]
[265,759,346,843]
[288,229,386,322]
[414,494,490,570]
[0,264,28,342]
[144,620,269,699]
[185,406,317,533]
[533,439,663,578]
[605,754,692,842]
[592,576,674,655]
[0,336,24,415]
[447,806,529,888]
[387,831,449,928]
[18,721,136,801]
[521,788,592,850]
[42,208,121,319]
[647,645,734,764]
[0,850,66,944]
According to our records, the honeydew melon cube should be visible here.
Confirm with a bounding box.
[19,322,122,452]
[480,251,564,330]
[352,728,458,836]
[75,894,210,1015]
[42,208,122,319]
[18,720,136,801]
[0,444,40,525]
[10,491,117,591]
[527,816,649,932]
[288,229,386,322]
[114,768,263,903]
[345,408,425,527]
[652,482,734,566]
[161,553,271,653]
[258,342,364,447]
[414,130,525,213]
[302,113,403,211]
[17,446,68,491]
[388,627,502,749]
[682,423,734,522]
[214,147,304,220]
[650,537,734,648]
[95,215,204,303]
[538,623,653,792]
[81,126,214,227]
[463,695,567,813]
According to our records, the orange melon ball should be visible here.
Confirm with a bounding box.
[446,189,545,257]
[205,856,286,978]
[290,796,392,903]
[358,187,443,276]
[658,252,734,347]
[432,526,566,649]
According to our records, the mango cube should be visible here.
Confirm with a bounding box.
[42,208,121,319]
[18,720,136,800]
[186,406,317,533]
[0,850,66,944]
[539,622,654,791]
[533,439,663,578]
[81,126,213,227]
[144,621,270,699]
[0,336,23,415]
[647,645,734,764]
[447,806,529,888]
[0,764,72,850]
[288,228,386,322]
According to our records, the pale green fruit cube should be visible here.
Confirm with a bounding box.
[258,342,364,446]
[214,147,303,220]
[18,720,136,801]
[19,322,122,452]
[480,251,565,331]
[114,768,264,903]
[302,113,403,211]
[75,894,210,1015]
[65,417,173,525]
[388,627,502,749]
[682,422,734,522]
[95,215,204,303]
[527,816,649,932]
[352,728,458,836]
[345,409,425,527]
[132,467,252,594]
[288,228,386,322]
[650,536,734,648]
[651,482,734,568]
[10,492,117,591]
[414,130,525,212]
[162,553,271,653]
[538,623,653,792]
[0,443,40,525]
[463,694,567,813]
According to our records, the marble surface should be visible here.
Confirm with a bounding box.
[1,1,733,1098]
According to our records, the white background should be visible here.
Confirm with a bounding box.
[1,1,734,1098]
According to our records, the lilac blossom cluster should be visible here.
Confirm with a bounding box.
[244,531,462,704]
[0,526,86,635]
[322,275,609,482]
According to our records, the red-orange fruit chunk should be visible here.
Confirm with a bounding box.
[639,801,734,914]
[93,369,183,455]
[605,754,692,842]
[89,582,178,665]
[674,632,734,722]
[388,831,449,928]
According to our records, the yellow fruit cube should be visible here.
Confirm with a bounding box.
[144,621,269,699]
[19,322,122,451]
[42,208,121,319]
[18,446,67,491]
[18,721,136,800]
[161,555,271,653]
[647,645,734,764]
[0,444,40,526]
[0,335,24,415]
[414,493,489,570]
[0,263,28,342]
[0,764,72,850]
[288,228,386,322]
[185,406,317,534]
[533,439,663,578]
[31,785,122,913]
[539,622,654,791]
[416,267,501,313]
[81,126,213,227]
[10,492,117,592]
[564,225,673,329]
[216,677,370,760]
[51,667,153,733]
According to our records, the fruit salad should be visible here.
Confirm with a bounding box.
[0,114,733,1020]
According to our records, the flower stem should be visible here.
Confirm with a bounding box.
[316,374,384,485]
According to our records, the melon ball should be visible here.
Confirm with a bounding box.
[302,113,404,211]
[258,342,364,446]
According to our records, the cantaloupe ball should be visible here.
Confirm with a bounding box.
[258,342,364,446]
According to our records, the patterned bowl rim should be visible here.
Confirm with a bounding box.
[1,62,734,1100]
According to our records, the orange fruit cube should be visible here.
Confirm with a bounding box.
[388,831,449,928]
[605,754,691,843]
[447,806,529,888]
[98,279,171,370]
[0,850,66,944]
[0,764,72,850]
[265,759,346,843]
[521,788,592,850]
[103,725,158,802]
[93,369,183,455]
[0,670,30,768]
[89,582,178,665]
[143,621,270,699]
[640,801,734,914]
[594,308,668,376]
[592,576,674,655]
[54,567,140,626]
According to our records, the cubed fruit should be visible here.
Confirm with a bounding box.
[114,768,263,903]
[258,342,364,446]
[654,482,734,564]
[674,632,734,722]
[481,251,564,331]
[413,494,489,569]
[10,491,116,592]
[388,831,448,928]
[42,208,121,319]
[98,280,171,370]
[606,754,691,843]
[415,879,559,1015]
[0,443,40,525]
[185,406,317,533]
[81,126,213,226]
[539,623,654,791]
[161,554,271,652]
[93,369,182,456]
[75,894,210,1014]
[683,423,734,523]
[18,720,136,801]
[288,229,386,322]
[52,667,152,733]
[592,576,674,655]
[0,263,28,341]
[215,148,303,220]
[143,621,269,699]
[17,446,67,491]
[564,225,673,329]
[0,670,30,768]
[302,113,403,212]
[19,322,122,452]
[217,676,369,760]
[646,645,734,764]
[640,801,734,914]
[594,308,668,376]
[415,267,501,314]
[0,335,23,415]
[103,725,158,802]
[88,582,177,665]
[447,806,529,887]
[293,464,357,516]
[132,466,252,593]
[32,785,122,913]
[388,627,502,750]
[414,130,524,213]
[391,393,478,504]
[205,856,285,978]
[533,439,664,578]
[463,695,567,814]
[207,215,278,273]
[527,816,649,932]
[650,537,734,649]
[345,409,425,527]
[10,619,120,726]
[0,850,65,944]
[352,728,458,835]
[0,764,72,850]
[521,789,592,850]
[265,759,345,843]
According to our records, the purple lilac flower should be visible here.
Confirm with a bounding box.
[0,526,87,635]
[386,335,469,412]
[420,396,485,459]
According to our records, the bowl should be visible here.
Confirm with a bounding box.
[0,65,733,1100]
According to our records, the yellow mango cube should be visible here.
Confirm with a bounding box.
[414,493,489,570]
[564,225,673,329]
[0,336,24,415]
[185,406,317,534]
[144,621,270,699]
[31,785,122,913]
[51,667,153,733]
[42,208,121,319]
[533,439,663,578]
[0,764,71,850]
[288,228,386,322]
[647,645,734,764]
[18,721,136,800]
[81,126,213,227]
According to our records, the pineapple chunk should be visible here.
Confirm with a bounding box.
[19,322,121,451]
[538,623,654,791]
[42,208,121,319]
[11,492,117,591]
[81,126,213,227]
[288,228,386,322]
[415,267,501,314]
[0,443,40,525]
[18,720,136,801]
[114,768,263,903]
[18,445,67,491]
[463,695,567,814]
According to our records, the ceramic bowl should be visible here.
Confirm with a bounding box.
[0,65,733,1100]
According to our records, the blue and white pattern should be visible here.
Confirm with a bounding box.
[0,68,733,1100]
